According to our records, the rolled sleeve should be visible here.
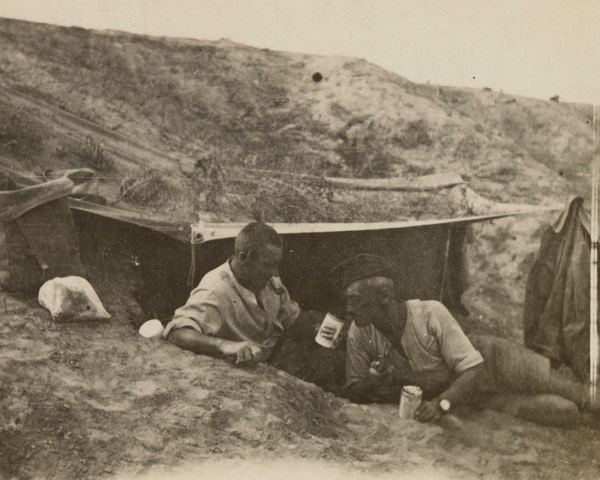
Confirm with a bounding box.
[163,317,203,339]
[451,347,484,374]
[428,302,484,374]
[163,289,222,339]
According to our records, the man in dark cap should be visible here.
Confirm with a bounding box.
[333,254,597,427]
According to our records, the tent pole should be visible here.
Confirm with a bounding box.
[439,227,452,302]
[591,104,599,408]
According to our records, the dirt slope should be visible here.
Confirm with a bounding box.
[0,16,590,338]
[2,253,600,480]
[0,17,592,198]
[0,17,599,480]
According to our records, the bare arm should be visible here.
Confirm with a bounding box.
[414,363,484,422]
[433,363,483,406]
[167,328,261,365]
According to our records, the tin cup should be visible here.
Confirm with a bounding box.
[315,313,345,348]
[399,385,422,419]
[139,319,165,338]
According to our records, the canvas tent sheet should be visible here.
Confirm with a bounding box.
[0,167,553,320]
[67,199,541,319]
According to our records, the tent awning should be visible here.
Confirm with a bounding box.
[189,207,561,244]
[68,198,193,243]
[2,165,561,245]
[66,199,561,245]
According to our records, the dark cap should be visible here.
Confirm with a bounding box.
[330,254,397,291]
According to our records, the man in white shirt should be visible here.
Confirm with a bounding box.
[164,222,332,365]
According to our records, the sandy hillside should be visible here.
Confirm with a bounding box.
[2,240,600,480]
[0,17,599,480]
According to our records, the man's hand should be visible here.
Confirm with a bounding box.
[414,400,441,423]
[369,360,396,380]
[369,360,383,378]
[222,341,262,365]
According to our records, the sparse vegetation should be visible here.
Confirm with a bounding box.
[455,134,480,163]
[329,102,351,120]
[393,119,432,149]
[403,83,440,101]
[187,166,459,223]
[494,165,519,179]
[501,110,528,143]
[0,17,590,199]
[250,178,331,223]
[193,156,225,212]
[335,131,395,179]
[440,87,469,105]
[117,168,169,206]
[404,163,435,176]
[77,135,111,171]
[480,221,515,254]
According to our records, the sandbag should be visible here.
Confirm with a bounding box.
[38,276,111,322]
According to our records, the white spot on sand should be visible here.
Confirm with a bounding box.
[88,429,115,442]
[188,388,210,401]
[85,399,131,411]
[131,380,158,397]
[134,427,164,451]
[0,340,53,362]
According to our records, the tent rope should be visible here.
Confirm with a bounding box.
[591,104,599,408]
[187,243,196,287]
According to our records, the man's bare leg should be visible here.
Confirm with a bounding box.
[482,393,579,427]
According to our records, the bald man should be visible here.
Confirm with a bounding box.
[164,222,335,366]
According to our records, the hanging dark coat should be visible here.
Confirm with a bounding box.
[523,197,595,382]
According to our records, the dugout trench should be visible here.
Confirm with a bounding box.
[66,203,494,394]
[0,167,528,393]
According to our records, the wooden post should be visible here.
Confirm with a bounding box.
[439,227,452,302]
[591,104,599,408]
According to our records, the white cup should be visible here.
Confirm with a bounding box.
[139,319,165,338]
[315,313,345,348]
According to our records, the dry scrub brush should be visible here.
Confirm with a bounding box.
[76,135,111,171]
[212,169,461,224]
[335,138,395,179]
[117,169,169,207]
[393,119,433,149]
[249,178,337,223]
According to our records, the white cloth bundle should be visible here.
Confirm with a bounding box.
[38,276,111,322]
